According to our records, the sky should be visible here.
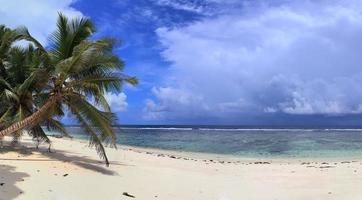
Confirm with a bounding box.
[2,0,362,125]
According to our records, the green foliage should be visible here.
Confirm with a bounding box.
[0,36,52,145]
[0,13,137,165]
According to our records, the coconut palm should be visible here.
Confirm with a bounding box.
[0,26,55,147]
[0,43,69,149]
[0,14,137,166]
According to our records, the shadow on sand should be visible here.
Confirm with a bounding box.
[0,141,130,176]
[0,165,29,200]
[39,149,125,175]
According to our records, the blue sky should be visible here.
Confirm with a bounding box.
[2,0,362,125]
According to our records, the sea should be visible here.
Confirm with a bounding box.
[50,126,362,158]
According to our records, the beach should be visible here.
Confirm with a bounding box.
[1,136,362,200]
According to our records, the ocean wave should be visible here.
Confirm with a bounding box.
[198,128,362,132]
[120,127,193,131]
[197,128,315,132]
[64,126,362,132]
[321,129,362,131]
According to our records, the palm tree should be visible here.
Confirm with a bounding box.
[0,44,69,149]
[0,26,56,147]
[0,14,137,166]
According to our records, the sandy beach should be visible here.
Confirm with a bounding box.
[1,136,362,200]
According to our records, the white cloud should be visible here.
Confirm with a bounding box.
[143,87,209,120]
[154,0,204,13]
[146,0,362,120]
[0,0,83,45]
[106,92,128,112]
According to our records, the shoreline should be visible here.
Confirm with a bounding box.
[119,144,362,165]
[65,136,362,163]
[2,136,362,199]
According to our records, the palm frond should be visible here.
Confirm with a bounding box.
[68,104,110,166]
[16,27,51,69]
[28,124,51,145]
[0,108,14,124]
[51,13,95,62]
[65,92,116,145]
[44,118,71,138]
[3,89,19,102]
[94,93,111,112]
[0,78,13,91]
[16,26,46,53]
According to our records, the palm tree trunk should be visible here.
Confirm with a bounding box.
[0,94,61,137]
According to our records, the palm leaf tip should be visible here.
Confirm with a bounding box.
[126,77,138,85]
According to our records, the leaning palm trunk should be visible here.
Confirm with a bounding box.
[0,94,60,137]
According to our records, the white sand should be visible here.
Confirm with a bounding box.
[1,136,362,200]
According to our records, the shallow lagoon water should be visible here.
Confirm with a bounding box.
[54,127,362,158]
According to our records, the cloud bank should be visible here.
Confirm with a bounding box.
[0,0,82,45]
[145,0,362,121]
[106,93,128,112]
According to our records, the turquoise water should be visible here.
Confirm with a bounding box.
[50,127,362,158]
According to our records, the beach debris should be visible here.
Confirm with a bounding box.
[122,192,135,198]
[0,183,4,186]
[341,161,351,164]
[63,174,69,177]
[319,166,335,168]
[254,161,270,164]
[301,162,310,165]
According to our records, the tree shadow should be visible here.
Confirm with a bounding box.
[0,140,131,176]
[0,165,29,200]
[0,143,34,156]
[38,149,125,175]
